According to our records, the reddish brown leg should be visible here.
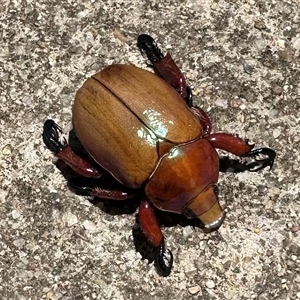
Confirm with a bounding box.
[43,120,139,199]
[67,177,138,200]
[43,119,100,178]
[207,133,276,171]
[139,200,163,247]
[191,106,212,135]
[91,187,137,200]
[139,199,173,276]
[57,146,100,178]
[207,133,253,156]
[137,34,191,105]
[152,53,188,100]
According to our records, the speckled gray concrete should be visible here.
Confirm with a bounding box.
[1,0,299,299]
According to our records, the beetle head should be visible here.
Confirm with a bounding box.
[187,185,224,230]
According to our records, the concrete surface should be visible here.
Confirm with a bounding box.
[1,0,300,299]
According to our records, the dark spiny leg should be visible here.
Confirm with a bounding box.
[137,34,192,105]
[137,34,164,64]
[244,147,276,172]
[207,133,276,172]
[43,119,64,153]
[138,199,173,276]
[68,177,139,200]
[43,119,100,178]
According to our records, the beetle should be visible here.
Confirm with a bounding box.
[43,34,276,276]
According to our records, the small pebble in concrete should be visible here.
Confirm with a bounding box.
[206,279,215,289]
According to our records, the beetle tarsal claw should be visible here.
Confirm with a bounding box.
[156,244,173,277]
[137,34,164,63]
[42,119,65,153]
[246,147,276,172]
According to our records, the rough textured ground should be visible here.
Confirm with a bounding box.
[1,0,300,299]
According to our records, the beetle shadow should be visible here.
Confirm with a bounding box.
[54,157,207,265]
[54,156,252,266]
[65,177,206,265]
[90,155,262,264]
[54,130,250,266]
[89,192,207,265]
[90,195,207,266]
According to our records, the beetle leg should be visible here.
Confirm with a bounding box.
[43,119,65,153]
[43,119,101,178]
[156,244,173,277]
[207,133,254,156]
[191,106,212,135]
[137,34,164,63]
[243,147,276,172]
[138,199,173,276]
[67,177,138,200]
[137,34,191,105]
[207,133,276,171]
[57,147,101,178]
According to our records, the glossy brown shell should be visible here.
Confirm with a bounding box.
[72,64,202,188]
[146,138,219,214]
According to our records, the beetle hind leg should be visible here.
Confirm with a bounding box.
[138,199,173,276]
[68,177,139,200]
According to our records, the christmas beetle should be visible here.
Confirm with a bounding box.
[43,34,276,276]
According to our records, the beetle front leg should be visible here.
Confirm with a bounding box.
[207,133,276,172]
[138,199,173,276]
[242,147,276,172]
[137,34,192,106]
[43,119,101,178]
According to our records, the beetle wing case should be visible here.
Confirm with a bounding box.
[72,64,203,189]
[92,65,202,143]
